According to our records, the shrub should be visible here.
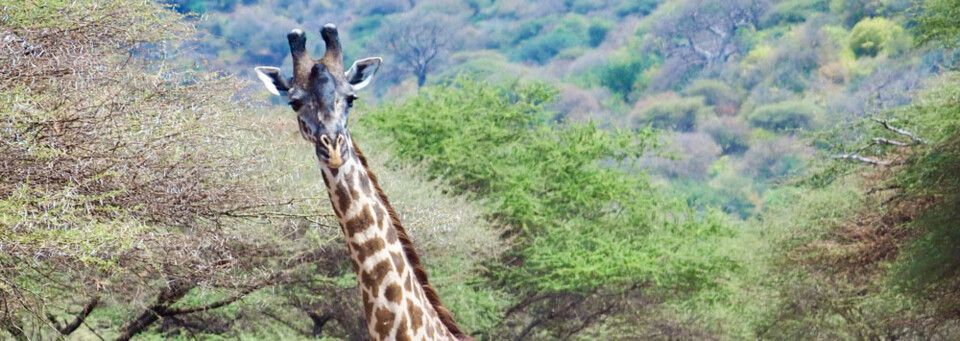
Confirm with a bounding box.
[569,0,604,13]
[700,117,751,155]
[511,15,590,64]
[760,0,829,27]
[615,0,661,17]
[361,77,737,337]
[600,55,658,101]
[588,18,614,47]
[635,96,713,132]
[645,132,722,180]
[849,17,904,58]
[913,0,960,48]
[739,137,813,181]
[748,100,819,131]
[683,79,741,112]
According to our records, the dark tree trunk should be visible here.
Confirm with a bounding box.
[56,296,99,336]
[417,71,427,88]
[3,322,27,341]
[307,311,334,338]
[116,280,192,341]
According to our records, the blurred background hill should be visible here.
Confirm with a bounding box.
[167,0,949,219]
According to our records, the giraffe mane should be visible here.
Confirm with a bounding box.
[350,137,470,340]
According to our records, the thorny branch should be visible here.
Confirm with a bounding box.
[833,119,925,166]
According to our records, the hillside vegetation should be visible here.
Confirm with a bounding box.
[2,0,959,340]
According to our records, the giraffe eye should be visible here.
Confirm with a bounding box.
[346,94,357,108]
[289,99,303,111]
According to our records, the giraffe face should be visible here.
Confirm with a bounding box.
[254,25,381,168]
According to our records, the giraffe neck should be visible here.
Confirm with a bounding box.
[320,138,463,341]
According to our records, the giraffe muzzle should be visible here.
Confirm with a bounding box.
[319,134,345,168]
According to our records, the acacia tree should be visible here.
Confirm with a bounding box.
[649,0,768,89]
[375,12,462,88]
[0,1,339,339]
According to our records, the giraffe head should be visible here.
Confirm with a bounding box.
[254,24,381,169]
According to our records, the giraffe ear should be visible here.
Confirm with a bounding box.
[254,66,291,96]
[345,57,381,91]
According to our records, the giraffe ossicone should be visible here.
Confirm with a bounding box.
[254,24,469,341]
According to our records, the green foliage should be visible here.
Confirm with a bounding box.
[762,0,830,27]
[880,74,960,316]
[830,0,887,28]
[683,79,741,112]
[615,0,661,17]
[597,55,657,101]
[361,77,736,295]
[912,0,960,48]
[568,0,604,13]
[511,15,590,64]
[588,18,613,47]
[849,17,904,58]
[600,55,658,101]
[701,117,751,155]
[636,96,713,132]
[748,100,818,131]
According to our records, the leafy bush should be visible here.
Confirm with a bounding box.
[849,17,904,58]
[588,18,613,47]
[361,77,737,337]
[615,0,661,17]
[700,117,751,155]
[635,96,713,132]
[568,0,604,13]
[511,15,590,64]
[830,0,885,28]
[740,137,812,181]
[760,0,829,27]
[912,0,960,48]
[600,55,658,101]
[644,132,722,180]
[748,100,819,131]
[683,79,741,113]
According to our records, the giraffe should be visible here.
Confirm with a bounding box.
[253,24,469,341]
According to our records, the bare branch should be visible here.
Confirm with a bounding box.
[832,154,892,166]
[872,118,926,144]
[871,137,910,147]
[56,296,99,335]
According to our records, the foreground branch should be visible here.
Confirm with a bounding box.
[50,296,99,336]
[872,118,926,144]
[831,154,892,166]
[871,137,910,147]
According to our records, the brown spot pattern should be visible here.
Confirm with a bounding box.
[396,315,411,341]
[390,251,405,274]
[346,171,361,200]
[344,204,374,237]
[373,306,395,339]
[407,298,423,332]
[373,205,386,229]
[359,172,373,196]
[365,260,393,297]
[384,283,402,304]
[386,226,399,243]
[355,238,385,264]
[363,292,375,319]
[334,182,351,214]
